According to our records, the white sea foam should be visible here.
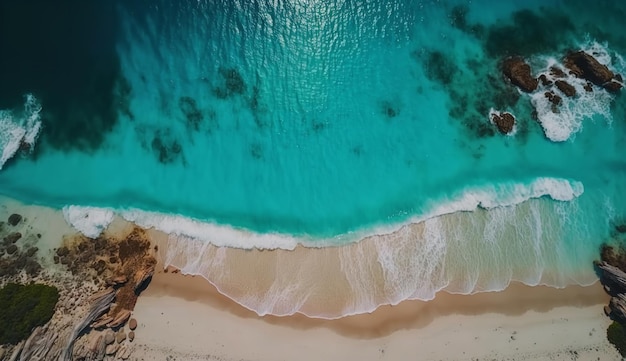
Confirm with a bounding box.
[0,94,42,170]
[425,177,583,219]
[120,209,302,250]
[60,177,583,252]
[530,40,621,142]
[62,206,115,238]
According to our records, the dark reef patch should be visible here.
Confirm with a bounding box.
[0,1,126,151]
[213,67,246,99]
[419,50,457,86]
[484,9,575,57]
[178,96,203,131]
[151,130,184,164]
[416,46,521,139]
[249,143,264,160]
[380,100,400,120]
[448,4,485,36]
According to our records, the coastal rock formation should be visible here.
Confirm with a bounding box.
[490,111,516,134]
[503,57,538,92]
[565,51,614,85]
[564,51,623,92]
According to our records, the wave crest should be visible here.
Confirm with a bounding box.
[0,94,42,170]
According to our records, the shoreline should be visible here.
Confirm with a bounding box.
[131,265,620,360]
[0,197,622,359]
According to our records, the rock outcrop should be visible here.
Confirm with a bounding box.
[503,57,538,92]
[555,80,576,97]
[490,111,516,134]
[564,51,623,92]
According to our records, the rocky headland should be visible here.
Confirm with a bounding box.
[0,212,157,361]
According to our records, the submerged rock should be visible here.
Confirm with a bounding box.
[503,57,538,92]
[490,111,516,134]
[4,232,22,244]
[8,213,22,226]
[7,244,18,255]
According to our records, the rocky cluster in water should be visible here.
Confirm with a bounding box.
[0,213,42,278]
[492,50,623,135]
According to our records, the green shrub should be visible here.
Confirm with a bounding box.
[0,283,59,345]
[608,321,626,357]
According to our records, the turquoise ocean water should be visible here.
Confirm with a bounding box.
[1,0,625,316]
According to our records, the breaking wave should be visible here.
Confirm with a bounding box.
[63,177,583,250]
[0,94,42,170]
[530,40,624,142]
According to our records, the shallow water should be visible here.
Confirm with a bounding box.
[0,0,625,317]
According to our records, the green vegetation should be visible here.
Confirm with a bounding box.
[0,283,59,345]
[608,321,626,357]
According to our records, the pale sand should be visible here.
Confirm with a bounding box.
[0,198,620,360]
[131,268,621,361]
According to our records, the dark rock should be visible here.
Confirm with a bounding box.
[584,82,593,92]
[490,111,516,134]
[603,80,623,93]
[36,233,41,238]
[555,80,576,97]
[503,57,538,92]
[545,91,562,113]
[26,247,38,258]
[564,51,614,85]
[93,259,107,275]
[8,213,22,226]
[6,244,18,255]
[129,318,137,330]
[25,259,41,276]
[616,225,626,233]
[549,66,567,78]
[538,74,552,86]
[56,247,69,257]
[545,91,562,106]
[616,74,623,82]
[53,255,60,264]
[14,254,27,268]
[4,232,22,244]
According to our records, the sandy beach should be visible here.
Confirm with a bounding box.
[131,266,620,361]
[0,200,622,360]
